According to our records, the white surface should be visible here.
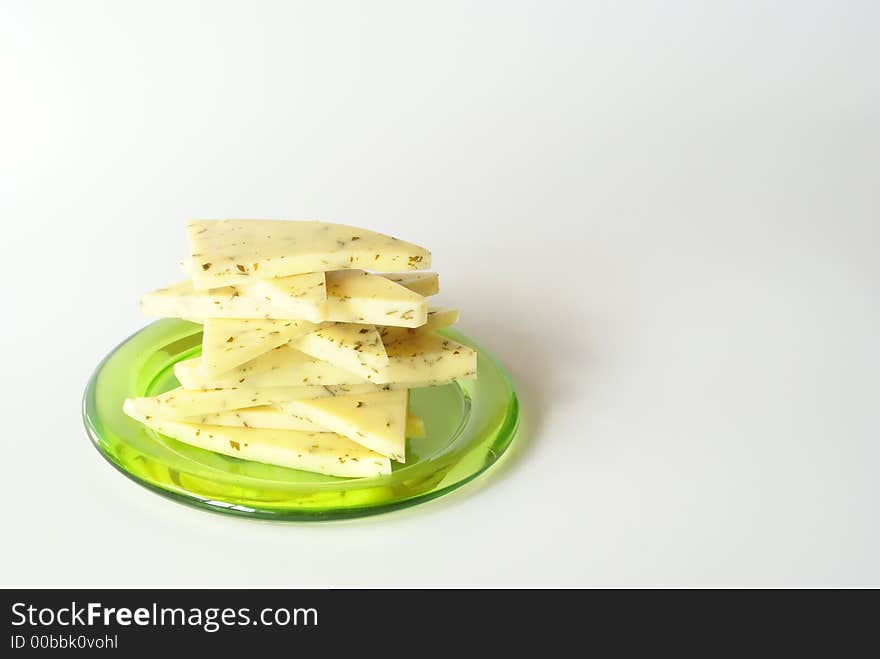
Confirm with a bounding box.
[1,0,878,587]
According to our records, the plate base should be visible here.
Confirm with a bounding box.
[83,320,519,520]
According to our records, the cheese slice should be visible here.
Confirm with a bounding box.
[381,272,440,297]
[379,308,460,345]
[237,272,336,317]
[281,390,408,462]
[324,270,428,328]
[367,331,477,384]
[189,406,319,431]
[177,331,475,389]
[292,323,387,379]
[174,344,369,389]
[178,262,438,299]
[124,399,390,478]
[189,406,425,437]
[129,384,384,420]
[201,318,319,377]
[140,272,326,322]
[186,219,431,289]
[425,307,460,329]
[148,272,432,327]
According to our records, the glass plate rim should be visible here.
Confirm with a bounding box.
[82,320,519,521]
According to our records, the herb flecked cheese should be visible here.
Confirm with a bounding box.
[201,318,318,377]
[365,331,477,384]
[124,399,390,478]
[175,343,475,389]
[140,272,326,322]
[173,345,369,389]
[189,406,426,438]
[128,384,384,420]
[126,218,474,479]
[379,308,460,345]
[186,220,431,289]
[176,330,476,388]
[380,272,440,297]
[292,323,388,379]
[188,406,319,431]
[146,271,433,327]
[324,270,428,328]
[280,390,408,462]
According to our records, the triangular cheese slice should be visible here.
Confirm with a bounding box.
[190,406,425,437]
[380,272,439,297]
[140,272,326,322]
[425,307,460,329]
[235,273,331,316]
[293,323,387,379]
[366,331,476,385]
[128,384,383,420]
[174,344,369,389]
[124,399,390,478]
[281,390,408,462]
[379,308,460,345]
[186,220,431,289]
[201,318,318,376]
[324,270,427,327]
[176,332,475,389]
[190,406,319,431]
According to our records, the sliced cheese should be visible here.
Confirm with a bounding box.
[381,272,440,297]
[367,331,477,385]
[281,390,408,462]
[173,344,369,389]
[190,406,319,431]
[190,406,425,437]
[237,275,334,317]
[177,331,475,389]
[147,272,431,327]
[124,399,390,478]
[324,270,428,328]
[425,307,460,329]
[186,219,431,289]
[379,308,460,345]
[140,272,326,322]
[201,318,318,377]
[293,323,387,379]
[129,384,383,420]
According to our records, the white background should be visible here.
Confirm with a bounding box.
[1,1,877,587]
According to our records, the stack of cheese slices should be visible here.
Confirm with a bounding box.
[123,220,477,478]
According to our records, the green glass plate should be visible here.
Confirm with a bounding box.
[82,319,519,520]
